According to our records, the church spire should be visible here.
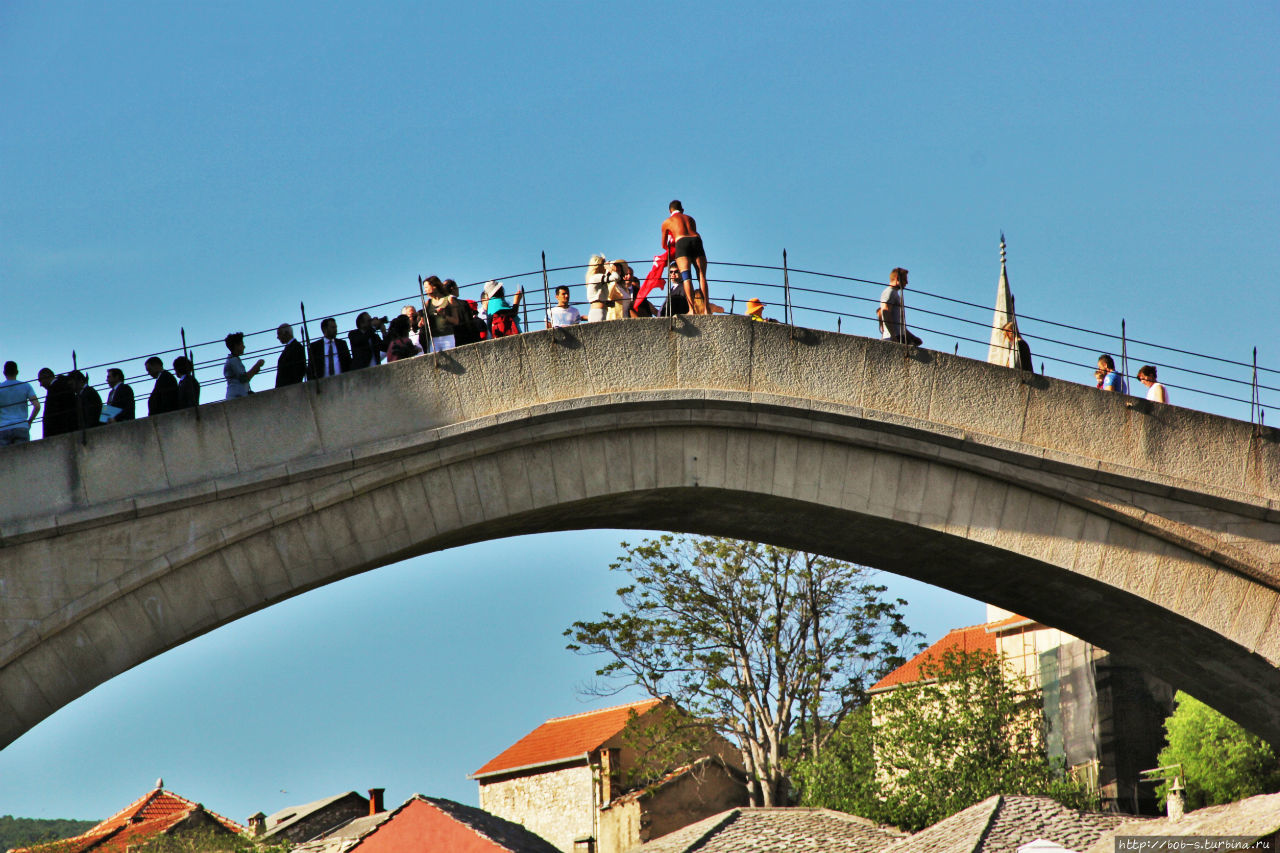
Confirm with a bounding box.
[987,232,1019,367]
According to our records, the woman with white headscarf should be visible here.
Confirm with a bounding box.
[584,253,611,323]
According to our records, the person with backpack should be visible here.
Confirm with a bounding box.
[482,280,523,338]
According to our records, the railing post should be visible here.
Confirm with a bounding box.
[73,350,87,445]
[300,301,318,393]
[541,252,555,343]
[1252,346,1260,430]
[1120,319,1129,390]
[782,249,793,339]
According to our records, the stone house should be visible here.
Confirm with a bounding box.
[290,795,560,853]
[251,789,385,843]
[9,781,243,853]
[471,698,747,853]
[869,607,1174,814]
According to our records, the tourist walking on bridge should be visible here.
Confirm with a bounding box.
[36,368,74,437]
[1095,354,1128,394]
[1138,365,1168,404]
[878,268,922,346]
[104,368,135,422]
[223,333,264,399]
[174,356,200,408]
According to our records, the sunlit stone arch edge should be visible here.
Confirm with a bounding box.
[3,393,1279,748]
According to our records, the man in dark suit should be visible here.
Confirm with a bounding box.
[69,370,103,429]
[37,367,76,437]
[347,312,387,370]
[308,317,352,380]
[275,323,307,387]
[104,368,135,422]
[174,356,200,408]
[145,356,180,416]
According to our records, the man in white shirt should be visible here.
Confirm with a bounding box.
[546,286,582,328]
[0,361,40,446]
[877,267,922,346]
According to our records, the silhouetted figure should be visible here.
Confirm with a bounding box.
[69,370,102,430]
[37,367,75,437]
[275,323,307,387]
[104,368,135,422]
[348,312,387,370]
[145,356,180,415]
[174,356,200,409]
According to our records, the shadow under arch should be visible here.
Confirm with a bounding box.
[2,318,1279,748]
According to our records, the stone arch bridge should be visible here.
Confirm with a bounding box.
[2,317,1279,749]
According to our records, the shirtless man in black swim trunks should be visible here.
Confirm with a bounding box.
[661,199,708,314]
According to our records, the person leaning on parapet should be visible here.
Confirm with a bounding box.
[104,368,135,423]
[275,323,307,387]
[68,370,103,429]
[348,312,388,370]
[36,368,75,437]
[174,356,200,409]
[877,268,923,346]
[1095,354,1128,394]
[223,332,264,399]
[661,200,709,311]
[308,317,352,380]
[0,361,41,447]
[1137,365,1168,404]
[1002,321,1033,372]
[546,285,582,329]
[145,356,181,415]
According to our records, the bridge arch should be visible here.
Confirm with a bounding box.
[2,317,1279,747]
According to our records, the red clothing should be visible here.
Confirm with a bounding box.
[635,245,674,309]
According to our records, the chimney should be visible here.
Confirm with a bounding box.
[368,789,385,815]
[248,813,266,837]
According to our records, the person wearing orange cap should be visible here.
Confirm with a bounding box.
[745,297,773,322]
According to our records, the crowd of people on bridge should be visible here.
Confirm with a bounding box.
[0,200,1174,449]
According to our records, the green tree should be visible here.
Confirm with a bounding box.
[565,535,919,806]
[797,649,1095,831]
[0,817,98,852]
[1157,691,1280,810]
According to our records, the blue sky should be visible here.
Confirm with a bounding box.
[1,0,1277,824]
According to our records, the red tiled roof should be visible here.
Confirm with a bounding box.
[472,698,662,779]
[871,623,997,692]
[986,613,1033,632]
[12,788,244,853]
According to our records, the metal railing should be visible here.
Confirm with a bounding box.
[19,255,1274,438]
